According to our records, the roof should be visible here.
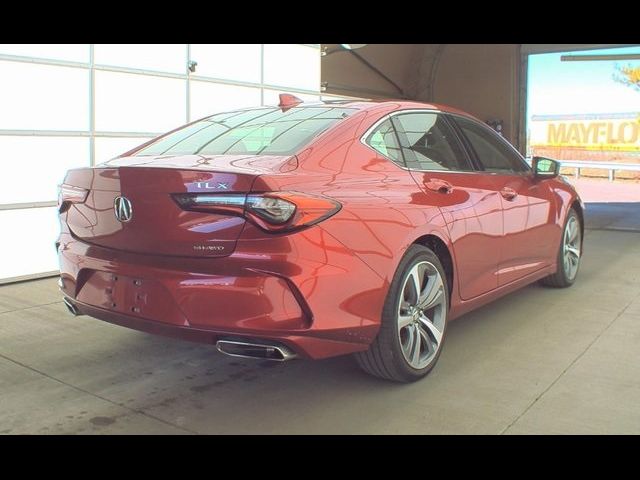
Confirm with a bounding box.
[269,97,477,118]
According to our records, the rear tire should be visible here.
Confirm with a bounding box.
[355,244,449,382]
[541,208,582,288]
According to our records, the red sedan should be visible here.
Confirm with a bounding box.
[57,96,584,382]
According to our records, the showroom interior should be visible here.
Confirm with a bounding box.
[1,43,639,434]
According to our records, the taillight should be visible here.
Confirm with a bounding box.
[246,195,297,225]
[172,191,341,233]
[58,184,89,211]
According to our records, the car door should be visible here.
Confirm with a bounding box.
[450,115,556,287]
[389,111,503,301]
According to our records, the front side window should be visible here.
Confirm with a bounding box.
[135,106,355,157]
[364,119,403,166]
[453,116,529,173]
[391,112,472,171]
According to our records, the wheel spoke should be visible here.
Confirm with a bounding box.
[410,325,421,366]
[419,274,444,310]
[408,265,423,304]
[566,246,580,259]
[419,315,442,345]
[417,324,435,355]
[402,324,415,358]
[398,313,414,329]
[569,220,579,241]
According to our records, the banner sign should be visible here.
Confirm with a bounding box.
[530,112,640,152]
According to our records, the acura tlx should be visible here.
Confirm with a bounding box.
[57,94,583,382]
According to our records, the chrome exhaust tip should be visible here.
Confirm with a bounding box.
[216,339,297,362]
[63,297,81,316]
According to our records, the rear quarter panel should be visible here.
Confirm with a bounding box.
[252,104,455,295]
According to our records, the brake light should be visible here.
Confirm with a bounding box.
[58,184,89,211]
[172,192,341,232]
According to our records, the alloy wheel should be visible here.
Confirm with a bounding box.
[397,261,446,369]
[563,215,581,281]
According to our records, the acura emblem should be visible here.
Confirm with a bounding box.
[114,196,133,223]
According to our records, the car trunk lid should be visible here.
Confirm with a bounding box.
[62,154,296,257]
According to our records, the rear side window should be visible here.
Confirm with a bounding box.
[391,112,472,171]
[364,119,403,166]
[453,116,529,173]
[135,106,355,157]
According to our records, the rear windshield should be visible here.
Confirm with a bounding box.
[135,106,355,157]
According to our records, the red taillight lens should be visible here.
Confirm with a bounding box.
[58,184,89,211]
[172,192,341,232]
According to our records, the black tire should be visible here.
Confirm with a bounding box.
[540,208,582,288]
[355,244,449,382]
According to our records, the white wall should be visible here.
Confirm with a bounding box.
[0,44,346,282]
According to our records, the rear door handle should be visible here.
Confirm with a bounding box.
[500,187,518,201]
[425,179,454,194]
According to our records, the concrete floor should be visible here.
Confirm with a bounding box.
[1,201,640,434]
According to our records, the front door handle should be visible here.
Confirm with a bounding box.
[500,187,518,201]
[425,179,454,194]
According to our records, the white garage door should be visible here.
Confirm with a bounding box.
[0,44,348,283]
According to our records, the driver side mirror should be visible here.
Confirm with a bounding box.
[532,156,560,179]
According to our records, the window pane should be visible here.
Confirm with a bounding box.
[0,44,89,63]
[263,89,320,106]
[190,44,261,82]
[200,117,339,156]
[0,61,89,131]
[95,137,154,163]
[263,44,320,91]
[365,119,402,165]
[256,118,337,155]
[190,81,261,120]
[134,123,214,157]
[94,44,186,74]
[139,107,351,156]
[0,207,59,281]
[455,117,528,173]
[95,70,186,133]
[138,109,276,156]
[392,113,472,171]
[0,136,89,204]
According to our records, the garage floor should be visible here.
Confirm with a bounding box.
[2,189,639,434]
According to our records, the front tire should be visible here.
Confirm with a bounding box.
[355,244,449,382]
[541,208,582,288]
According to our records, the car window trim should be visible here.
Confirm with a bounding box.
[447,112,532,176]
[360,109,481,175]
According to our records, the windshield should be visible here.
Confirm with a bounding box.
[135,106,355,157]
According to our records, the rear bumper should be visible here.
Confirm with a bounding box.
[57,227,387,359]
[64,298,365,359]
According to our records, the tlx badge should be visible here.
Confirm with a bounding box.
[196,182,229,190]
